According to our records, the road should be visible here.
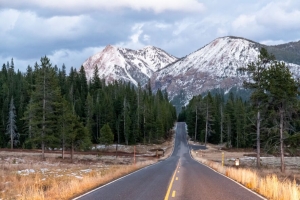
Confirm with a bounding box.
[75,122,264,200]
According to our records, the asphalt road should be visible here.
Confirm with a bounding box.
[75,122,264,200]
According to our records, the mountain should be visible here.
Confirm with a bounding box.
[82,45,177,86]
[151,36,300,107]
[265,40,300,65]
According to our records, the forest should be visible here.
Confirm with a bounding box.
[0,56,177,156]
[178,48,300,170]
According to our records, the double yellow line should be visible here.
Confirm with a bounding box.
[164,159,180,200]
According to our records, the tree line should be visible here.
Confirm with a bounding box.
[178,48,300,172]
[0,56,177,159]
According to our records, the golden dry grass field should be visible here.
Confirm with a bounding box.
[191,143,300,200]
[0,138,174,200]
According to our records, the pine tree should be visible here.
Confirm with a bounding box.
[85,92,94,141]
[68,114,90,161]
[99,123,114,146]
[58,99,74,159]
[263,61,299,172]
[239,47,275,168]
[24,56,62,159]
[6,97,19,149]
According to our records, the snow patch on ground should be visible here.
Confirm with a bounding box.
[17,169,35,175]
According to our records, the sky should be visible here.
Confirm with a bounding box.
[1,0,300,72]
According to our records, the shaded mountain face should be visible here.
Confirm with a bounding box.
[82,45,177,86]
[150,36,300,106]
[264,40,300,65]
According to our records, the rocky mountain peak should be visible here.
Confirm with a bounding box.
[82,45,177,86]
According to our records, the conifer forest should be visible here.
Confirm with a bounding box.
[0,56,177,154]
[178,49,300,169]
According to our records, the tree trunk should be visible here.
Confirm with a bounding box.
[194,107,197,141]
[96,115,99,139]
[115,142,118,159]
[220,105,223,144]
[62,140,65,159]
[10,128,13,149]
[143,105,146,144]
[280,108,285,173]
[124,98,127,145]
[205,102,208,147]
[71,142,74,162]
[256,110,261,168]
[42,141,45,160]
[42,68,46,160]
[227,121,231,148]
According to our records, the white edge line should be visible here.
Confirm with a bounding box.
[188,149,267,200]
[73,123,178,200]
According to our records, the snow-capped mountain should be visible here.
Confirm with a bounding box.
[82,45,177,86]
[151,36,300,104]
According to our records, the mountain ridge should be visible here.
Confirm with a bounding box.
[150,36,300,107]
[82,45,177,86]
[82,36,300,109]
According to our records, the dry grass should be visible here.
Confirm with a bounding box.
[0,131,174,200]
[0,154,156,200]
[0,132,175,200]
[0,135,175,200]
[191,150,300,200]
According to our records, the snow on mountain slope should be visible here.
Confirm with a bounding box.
[151,36,300,104]
[83,45,177,86]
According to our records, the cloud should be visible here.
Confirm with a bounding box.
[48,46,105,69]
[116,23,145,50]
[0,46,105,72]
[260,39,290,46]
[231,1,300,41]
[0,9,91,41]
[257,1,300,30]
[2,0,205,14]
[2,0,300,73]
[0,8,132,59]
[231,14,264,38]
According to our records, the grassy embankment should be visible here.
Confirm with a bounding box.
[191,150,300,200]
[0,158,155,200]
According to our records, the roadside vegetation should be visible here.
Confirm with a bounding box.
[0,57,176,158]
[191,149,300,200]
[0,57,176,199]
[0,156,152,200]
[0,137,174,200]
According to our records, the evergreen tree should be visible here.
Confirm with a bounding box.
[239,47,275,168]
[24,56,62,159]
[68,114,91,161]
[6,97,19,148]
[99,123,114,146]
[263,61,299,172]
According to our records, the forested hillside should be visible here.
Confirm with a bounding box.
[0,56,177,153]
[179,91,300,150]
[179,49,300,172]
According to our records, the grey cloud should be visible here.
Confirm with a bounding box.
[1,0,300,72]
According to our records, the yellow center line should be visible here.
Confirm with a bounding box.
[164,160,180,200]
[172,190,176,197]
